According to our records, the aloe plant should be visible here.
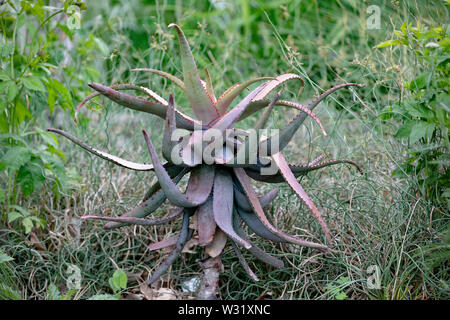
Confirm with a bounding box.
[48,23,363,297]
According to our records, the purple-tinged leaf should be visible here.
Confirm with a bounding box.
[232,212,284,269]
[215,77,273,115]
[130,68,186,91]
[197,195,216,246]
[233,167,329,251]
[149,235,178,251]
[104,168,189,229]
[186,165,215,205]
[234,187,278,212]
[48,128,157,171]
[143,130,204,207]
[307,83,365,110]
[82,207,183,226]
[207,82,267,131]
[271,152,332,246]
[230,240,259,281]
[169,23,219,122]
[87,83,201,130]
[213,169,251,249]
[147,210,192,284]
[75,83,167,122]
[162,94,177,162]
[260,83,364,156]
[253,73,305,101]
[237,207,286,243]
[204,68,217,104]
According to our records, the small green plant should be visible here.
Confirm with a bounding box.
[378,21,449,209]
[0,1,86,232]
[49,23,364,299]
[323,276,350,300]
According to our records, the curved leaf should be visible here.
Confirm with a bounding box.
[48,128,157,171]
[216,77,273,114]
[143,130,205,207]
[232,167,329,250]
[271,152,332,246]
[87,83,201,130]
[213,169,251,249]
[147,209,192,284]
[197,195,216,246]
[130,68,186,91]
[253,73,305,101]
[169,23,218,122]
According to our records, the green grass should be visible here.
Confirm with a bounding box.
[0,0,448,300]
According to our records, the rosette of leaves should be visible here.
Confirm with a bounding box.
[48,24,363,289]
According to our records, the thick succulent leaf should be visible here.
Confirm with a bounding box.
[149,235,179,251]
[197,195,216,246]
[238,100,322,134]
[237,207,286,243]
[262,83,364,156]
[143,130,204,208]
[253,73,305,101]
[230,240,259,281]
[130,68,186,91]
[75,83,167,122]
[162,94,177,162]
[234,187,278,212]
[232,212,284,269]
[185,165,215,204]
[169,23,218,122]
[207,82,268,132]
[244,158,363,183]
[271,152,332,245]
[308,153,329,166]
[88,83,201,130]
[204,68,217,104]
[180,83,268,166]
[48,128,158,171]
[216,77,273,115]
[147,209,192,284]
[213,169,251,249]
[81,207,183,226]
[104,168,189,229]
[233,167,329,250]
[307,83,365,110]
[253,90,281,132]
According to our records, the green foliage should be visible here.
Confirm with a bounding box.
[0,249,21,300]
[379,22,450,209]
[323,276,350,300]
[0,1,89,232]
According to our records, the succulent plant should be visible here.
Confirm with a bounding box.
[48,23,363,293]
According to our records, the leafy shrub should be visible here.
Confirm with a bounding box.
[378,22,449,209]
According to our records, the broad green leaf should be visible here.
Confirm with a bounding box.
[0,251,14,263]
[1,146,31,171]
[109,269,127,292]
[17,157,46,196]
[0,70,10,80]
[409,121,435,144]
[6,82,18,102]
[407,72,431,91]
[395,120,416,138]
[23,76,45,92]
[15,99,32,124]
[22,217,34,234]
[377,39,403,48]
[8,211,23,223]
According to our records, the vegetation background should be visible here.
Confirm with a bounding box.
[0,0,448,300]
